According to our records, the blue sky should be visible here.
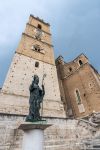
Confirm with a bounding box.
[0,0,100,87]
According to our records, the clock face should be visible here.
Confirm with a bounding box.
[35,29,43,40]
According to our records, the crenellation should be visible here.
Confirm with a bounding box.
[30,14,50,27]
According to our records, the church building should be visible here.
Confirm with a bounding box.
[0,15,100,150]
[56,54,100,118]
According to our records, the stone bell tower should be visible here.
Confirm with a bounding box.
[0,15,66,118]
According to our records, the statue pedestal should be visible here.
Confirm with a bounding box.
[19,122,51,150]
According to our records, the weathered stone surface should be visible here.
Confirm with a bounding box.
[0,53,65,117]
[0,114,99,150]
[56,54,100,118]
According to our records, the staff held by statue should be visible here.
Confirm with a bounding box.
[41,74,46,117]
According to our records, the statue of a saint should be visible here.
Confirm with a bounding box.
[26,75,45,121]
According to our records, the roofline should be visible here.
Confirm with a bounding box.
[66,53,89,65]
[90,64,99,74]
[74,53,88,61]
[56,53,88,65]
[55,55,64,61]
[30,14,50,26]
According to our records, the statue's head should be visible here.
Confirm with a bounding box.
[33,75,39,84]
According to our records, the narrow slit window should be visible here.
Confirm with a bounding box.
[37,24,42,30]
[69,67,72,72]
[35,62,39,68]
[75,89,82,105]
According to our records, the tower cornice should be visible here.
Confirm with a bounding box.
[30,14,50,26]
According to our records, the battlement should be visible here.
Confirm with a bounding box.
[30,14,50,26]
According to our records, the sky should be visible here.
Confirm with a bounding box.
[0,0,100,87]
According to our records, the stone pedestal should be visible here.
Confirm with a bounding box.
[19,122,51,150]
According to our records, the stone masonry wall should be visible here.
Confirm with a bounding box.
[64,63,100,118]
[16,34,55,65]
[25,23,52,45]
[29,15,51,34]
[0,114,99,150]
[1,53,65,118]
[56,54,100,118]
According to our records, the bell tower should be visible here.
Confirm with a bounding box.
[16,15,55,65]
[0,15,66,118]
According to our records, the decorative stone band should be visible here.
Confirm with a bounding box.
[22,33,53,47]
[27,23,51,36]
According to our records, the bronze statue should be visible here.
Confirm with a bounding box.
[26,75,45,121]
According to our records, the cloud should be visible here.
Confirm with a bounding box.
[0,0,100,86]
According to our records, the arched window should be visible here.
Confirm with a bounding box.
[79,60,83,66]
[75,89,82,105]
[32,44,41,52]
[69,67,72,72]
[37,24,42,30]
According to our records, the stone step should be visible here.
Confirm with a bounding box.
[44,139,80,146]
[45,143,79,150]
[81,148,100,150]
[93,145,100,148]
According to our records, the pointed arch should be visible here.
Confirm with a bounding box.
[79,60,83,66]
[75,89,82,105]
